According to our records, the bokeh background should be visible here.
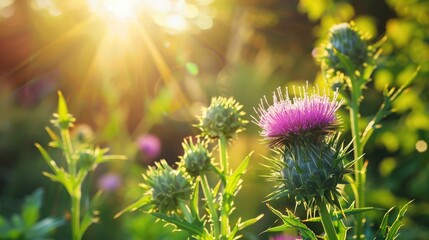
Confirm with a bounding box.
[0,0,428,239]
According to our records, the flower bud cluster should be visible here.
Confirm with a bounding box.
[143,97,246,214]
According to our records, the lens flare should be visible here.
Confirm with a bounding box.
[87,0,137,20]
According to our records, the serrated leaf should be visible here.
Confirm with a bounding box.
[304,207,381,222]
[237,214,264,231]
[386,201,413,240]
[225,152,252,196]
[375,206,393,239]
[335,218,349,240]
[374,201,413,240]
[151,212,204,236]
[223,152,252,215]
[266,205,317,240]
[114,195,152,219]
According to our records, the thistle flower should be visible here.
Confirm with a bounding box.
[254,85,342,147]
[143,160,192,214]
[320,22,370,74]
[197,97,247,140]
[180,137,213,177]
[256,85,351,210]
[136,134,161,161]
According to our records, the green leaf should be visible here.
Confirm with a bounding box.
[386,201,413,240]
[35,144,60,175]
[334,50,357,81]
[114,195,152,219]
[223,152,252,215]
[266,205,317,240]
[225,152,252,195]
[237,214,264,231]
[190,178,200,218]
[151,212,204,236]
[21,189,43,229]
[57,91,69,120]
[80,211,96,239]
[304,207,381,222]
[374,201,413,240]
[45,127,60,148]
[26,218,65,239]
[335,218,349,240]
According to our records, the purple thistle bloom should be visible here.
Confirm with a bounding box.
[254,85,342,146]
[98,173,122,192]
[137,134,161,160]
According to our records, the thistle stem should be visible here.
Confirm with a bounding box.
[178,201,193,223]
[60,129,75,176]
[349,78,365,240]
[61,128,81,240]
[219,136,228,175]
[71,188,81,240]
[200,175,220,238]
[218,135,229,238]
[317,199,338,240]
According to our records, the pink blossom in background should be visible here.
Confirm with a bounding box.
[97,173,122,192]
[136,134,161,160]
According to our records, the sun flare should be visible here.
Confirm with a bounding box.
[87,0,138,21]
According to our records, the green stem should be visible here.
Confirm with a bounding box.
[349,79,365,240]
[71,188,81,240]
[219,136,228,175]
[200,175,220,238]
[218,136,229,238]
[178,201,193,223]
[61,127,81,240]
[61,129,75,176]
[318,199,338,240]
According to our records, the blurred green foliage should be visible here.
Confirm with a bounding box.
[0,189,64,239]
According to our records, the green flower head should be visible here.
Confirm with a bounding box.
[197,97,247,140]
[143,160,193,213]
[180,137,213,177]
[317,22,370,75]
[267,136,352,210]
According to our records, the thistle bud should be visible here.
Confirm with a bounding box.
[198,97,247,140]
[180,137,213,177]
[281,139,348,207]
[143,160,193,213]
[77,148,97,171]
[319,22,369,74]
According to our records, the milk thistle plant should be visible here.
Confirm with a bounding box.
[255,22,416,240]
[36,92,126,240]
[117,96,262,239]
